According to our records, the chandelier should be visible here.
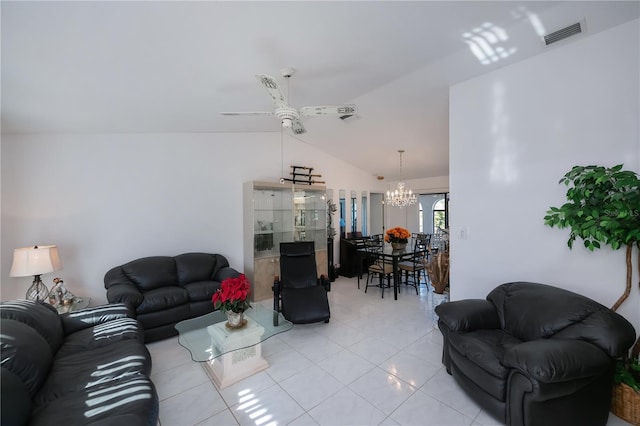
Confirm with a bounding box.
[386,150,417,207]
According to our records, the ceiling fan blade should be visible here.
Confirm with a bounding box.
[220,111,273,116]
[255,74,288,108]
[291,118,306,135]
[299,104,358,117]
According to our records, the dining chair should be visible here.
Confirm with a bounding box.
[398,234,429,294]
[363,239,392,298]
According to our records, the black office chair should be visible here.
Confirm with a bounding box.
[273,241,330,326]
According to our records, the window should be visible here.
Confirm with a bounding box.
[351,196,357,233]
[418,192,448,234]
[361,192,368,236]
[433,199,446,232]
[339,191,346,238]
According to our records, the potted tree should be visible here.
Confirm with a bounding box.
[425,249,449,325]
[544,164,640,423]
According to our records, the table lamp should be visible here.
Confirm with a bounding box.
[10,245,63,302]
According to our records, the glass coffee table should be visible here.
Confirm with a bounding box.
[175,304,293,388]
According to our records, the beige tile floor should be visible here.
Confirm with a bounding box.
[147,276,632,426]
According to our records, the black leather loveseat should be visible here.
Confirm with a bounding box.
[104,252,240,342]
[1,300,158,426]
[435,282,636,426]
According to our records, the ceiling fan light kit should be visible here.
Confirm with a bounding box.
[221,67,358,135]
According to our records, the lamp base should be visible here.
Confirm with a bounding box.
[26,274,49,302]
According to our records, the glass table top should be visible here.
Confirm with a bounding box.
[174,304,293,362]
[55,297,91,314]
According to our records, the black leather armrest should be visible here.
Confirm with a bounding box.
[435,299,499,332]
[214,266,241,283]
[106,283,144,308]
[61,303,135,335]
[503,339,611,383]
[1,368,32,426]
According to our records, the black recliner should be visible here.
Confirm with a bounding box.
[435,282,636,426]
[273,241,330,326]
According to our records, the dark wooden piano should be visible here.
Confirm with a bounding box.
[339,233,369,278]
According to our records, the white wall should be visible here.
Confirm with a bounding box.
[450,19,640,332]
[1,132,375,303]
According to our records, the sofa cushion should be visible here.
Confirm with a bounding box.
[449,346,508,401]
[119,256,179,291]
[0,319,54,396]
[487,282,606,342]
[184,280,220,303]
[57,317,143,358]
[137,303,191,332]
[61,303,136,335]
[0,300,64,353]
[175,252,228,285]
[30,375,158,426]
[449,329,522,379]
[34,340,151,407]
[137,286,190,314]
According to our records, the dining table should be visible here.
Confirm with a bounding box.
[357,244,418,300]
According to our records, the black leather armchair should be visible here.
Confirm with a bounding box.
[273,242,330,326]
[104,252,240,342]
[435,282,636,426]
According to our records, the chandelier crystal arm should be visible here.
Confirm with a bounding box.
[386,150,417,207]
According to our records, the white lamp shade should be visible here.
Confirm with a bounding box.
[10,245,63,277]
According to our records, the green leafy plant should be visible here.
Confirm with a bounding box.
[544,164,640,310]
[544,164,640,385]
[327,199,337,239]
[615,357,640,392]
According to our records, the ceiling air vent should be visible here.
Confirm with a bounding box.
[544,20,585,46]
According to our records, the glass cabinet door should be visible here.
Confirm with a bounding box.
[253,187,293,258]
[251,183,325,258]
[293,187,326,250]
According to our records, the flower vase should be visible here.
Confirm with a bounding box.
[225,311,246,329]
[391,242,407,250]
[431,290,450,327]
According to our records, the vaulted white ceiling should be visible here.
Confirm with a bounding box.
[2,1,638,181]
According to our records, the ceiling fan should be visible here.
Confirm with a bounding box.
[220,67,357,135]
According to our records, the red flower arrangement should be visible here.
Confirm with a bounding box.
[385,226,410,243]
[212,274,252,313]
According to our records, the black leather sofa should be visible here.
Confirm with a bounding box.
[104,252,240,342]
[435,282,636,426]
[1,300,158,426]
